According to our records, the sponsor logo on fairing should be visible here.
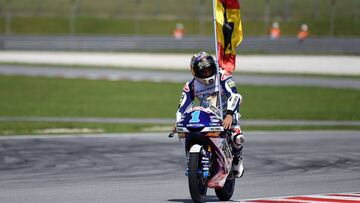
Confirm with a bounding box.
[176,127,188,132]
[208,127,223,131]
[209,122,221,127]
[221,141,232,159]
[187,123,204,127]
[210,118,220,123]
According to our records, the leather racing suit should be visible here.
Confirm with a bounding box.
[176,70,242,129]
[176,69,244,155]
[175,69,245,177]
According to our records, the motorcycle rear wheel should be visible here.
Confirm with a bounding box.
[215,173,235,201]
[188,152,207,203]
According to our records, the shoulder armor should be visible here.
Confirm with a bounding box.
[183,81,190,92]
[183,79,195,93]
[220,69,232,81]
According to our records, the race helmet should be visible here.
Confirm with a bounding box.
[190,52,217,85]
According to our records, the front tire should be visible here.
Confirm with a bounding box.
[188,152,207,203]
[215,173,235,201]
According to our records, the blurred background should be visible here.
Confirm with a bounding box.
[0,0,359,53]
[1,0,359,36]
[0,2,359,201]
[0,0,359,135]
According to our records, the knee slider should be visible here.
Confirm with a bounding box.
[232,133,244,146]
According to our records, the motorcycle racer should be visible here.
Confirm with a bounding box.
[175,51,244,178]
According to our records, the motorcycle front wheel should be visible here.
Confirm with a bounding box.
[188,152,207,203]
[215,172,235,201]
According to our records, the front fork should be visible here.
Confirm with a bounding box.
[186,146,211,178]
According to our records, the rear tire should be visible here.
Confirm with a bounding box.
[188,152,207,203]
[215,173,235,201]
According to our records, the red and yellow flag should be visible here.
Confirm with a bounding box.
[216,0,243,73]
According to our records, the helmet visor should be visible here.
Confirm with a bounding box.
[193,63,216,79]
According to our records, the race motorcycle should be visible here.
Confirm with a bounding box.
[169,106,235,203]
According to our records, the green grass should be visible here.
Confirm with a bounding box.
[1,0,360,36]
[0,17,213,35]
[243,86,360,120]
[0,75,359,120]
[243,19,360,36]
[1,16,360,36]
[0,76,182,118]
[5,0,359,21]
[0,74,359,135]
[0,76,178,118]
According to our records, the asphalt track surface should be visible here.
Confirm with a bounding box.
[1,65,360,90]
[0,131,359,203]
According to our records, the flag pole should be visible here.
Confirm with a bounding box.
[212,0,220,62]
[212,0,224,120]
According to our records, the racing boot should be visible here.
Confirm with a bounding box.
[231,133,244,178]
[232,155,244,178]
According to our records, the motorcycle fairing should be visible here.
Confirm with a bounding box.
[176,107,223,133]
[207,137,233,189]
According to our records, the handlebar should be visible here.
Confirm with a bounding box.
[169,128,232,138]
[168,130,176,138]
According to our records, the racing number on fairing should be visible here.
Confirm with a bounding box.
[189,111,201,123]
